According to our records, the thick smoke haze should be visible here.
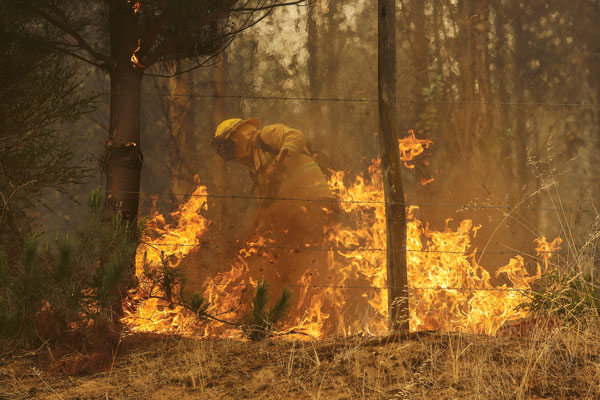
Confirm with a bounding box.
[41,0,599,278]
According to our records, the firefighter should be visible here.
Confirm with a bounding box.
[212,118,344,334]
[212,118,337,239]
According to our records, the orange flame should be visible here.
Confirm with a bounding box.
[420,177,435,186]
[123,183,210,333]
[132,2,141,14]
[123,134,559,338]
[398,130,432,168]
[131,39,144,68]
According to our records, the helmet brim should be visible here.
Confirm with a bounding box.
[239,118,259,130]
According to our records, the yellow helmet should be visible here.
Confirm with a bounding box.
[214,118,242,141]
[214,118,259,141]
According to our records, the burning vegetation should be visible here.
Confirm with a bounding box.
[123,134,561,338]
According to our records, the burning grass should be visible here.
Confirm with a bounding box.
[4,131,595,397]
[2,318,600,399]
[123,151,560,338]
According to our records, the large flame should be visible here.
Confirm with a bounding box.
[123,134,559,338]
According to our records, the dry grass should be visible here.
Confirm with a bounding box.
[1,319,600,400]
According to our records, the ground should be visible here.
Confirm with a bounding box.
[1,323,599,400]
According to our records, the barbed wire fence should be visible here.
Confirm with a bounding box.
[18,88,598,315]
[5,87,600,108]
[129,191,593,298]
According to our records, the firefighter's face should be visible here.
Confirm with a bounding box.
[213,137,236,160]
[214,123,255,161]
[229,125,255,160]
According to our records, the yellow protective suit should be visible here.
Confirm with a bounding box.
[248,123,334,213]
[217,120,343,334]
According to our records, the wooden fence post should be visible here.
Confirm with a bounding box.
[378,0,409,331]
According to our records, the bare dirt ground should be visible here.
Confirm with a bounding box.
[2,324,600,400]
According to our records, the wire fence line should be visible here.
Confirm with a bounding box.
[135,278,531,293]
[139,240,585,258]
[0,232,580,258]
[61,187,596,214]
[104,91,600,109]
[7,87,600,108]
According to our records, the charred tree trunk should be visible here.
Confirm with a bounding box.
[102,1,144,316]
[432,0,444,81]
[511,2,540,233]
[104,1,143,223]
[475,1,492,138]
[378,0,409,332]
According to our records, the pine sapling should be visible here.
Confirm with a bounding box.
[243,281,291,341]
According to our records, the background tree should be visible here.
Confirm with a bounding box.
[19,0,598,320]
[6,0,305,224]
[0,7,94,253]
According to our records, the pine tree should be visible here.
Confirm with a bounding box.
[0,8,94,252]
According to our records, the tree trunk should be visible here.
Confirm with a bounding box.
[211,55,230,242]
[494,1,512,179]
[104,1,143,223]
[513,7,530,190]
[432,0,444,79]
[456,0,475,158]
[167,66,197,198]
[475,1,492,137]
[323,1,342,138]
[378,0,409,332]
[410,0,430,122]
[102,1,144,317]
[307,1,321,132]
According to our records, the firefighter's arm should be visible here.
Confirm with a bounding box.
[259,125,309,198]
[280,128,308,157]
[259,125,308,158]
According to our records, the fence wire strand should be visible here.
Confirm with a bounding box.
[7,87,600,108]
[139,240,587,258]
[136,278,531,293]
[59,187,596,214]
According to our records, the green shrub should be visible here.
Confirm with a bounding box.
[0,188,137,345]
[524,270,600,324]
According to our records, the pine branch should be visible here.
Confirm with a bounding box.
[18,2,114,69]
[140,0,239,68]
[37,41,108,70]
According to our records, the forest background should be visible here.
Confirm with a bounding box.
[14,0,600,286]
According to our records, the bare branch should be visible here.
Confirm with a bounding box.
[19,2,114,69]
[29,38,109,70]
[144,36,235,78]
[143,0,285,77]
[231,0,307,13]
[140,0,239,68]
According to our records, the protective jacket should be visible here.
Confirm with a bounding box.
[248,124,333,204]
